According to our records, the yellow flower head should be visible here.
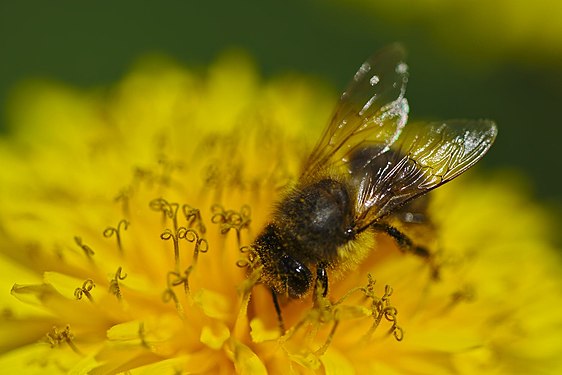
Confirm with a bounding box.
[0,51,561,374]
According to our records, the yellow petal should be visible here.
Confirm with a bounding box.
[228,338,267,375]
[193,288,231,320]
[250,318,280,343]
[200,323,230,350]
[322,347,355,375]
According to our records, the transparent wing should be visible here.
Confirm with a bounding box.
[301,44,410,180]
[351,120,498,230]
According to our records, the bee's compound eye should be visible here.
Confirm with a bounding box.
[279,255,312,299]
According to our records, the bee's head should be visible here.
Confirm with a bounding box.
[252,224,312,299]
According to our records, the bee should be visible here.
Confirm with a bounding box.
[251,45,497,324]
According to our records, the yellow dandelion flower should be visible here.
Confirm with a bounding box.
[1,50,562,375]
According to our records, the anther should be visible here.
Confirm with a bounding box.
[211,204,251,232]
[103,219,129,255]
[183,204,206,234]
[74,279,95,302]
[211,204,252,247]
[236,246,258,268]
[211,204,227,225]
[383,285,393,299]
[184,229,208,267]
[393,326,404,341]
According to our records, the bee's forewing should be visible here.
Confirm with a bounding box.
[353,120,498,230]
[301,44,410,181]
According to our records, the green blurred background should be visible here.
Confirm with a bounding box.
[1,1,561,205]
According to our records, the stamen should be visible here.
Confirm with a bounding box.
[392,325,404,341]
[211,204,251,232]
[114,188,132,218]
[160,226,189,272]
[168,270,190,295]
[183,229,209,266]
[281,279,343,353]
[156,157,184,187]
[183,204,206,234]
[234,263,263,338]
[138,322,151,349]
[279,272,404,357]
[160,228,210,302]
[74,236,94,260]
[211,204,251,247]
[440,285,476,313]
[162,287,184,317]
[150,198,180,232]
[133,167,156,187]
[53,244,64,261]
[103,219,129,255]
[74,279,95,302]
[236,245,258,268]
[360,276,403,342]
[162,267,190,319]
[43,325,82,355]
[109,267,127,301]
[239,205,252,227]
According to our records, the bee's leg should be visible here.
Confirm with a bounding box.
[315,263,329,298]
[372,223,439,279]
[270,288,286,335]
